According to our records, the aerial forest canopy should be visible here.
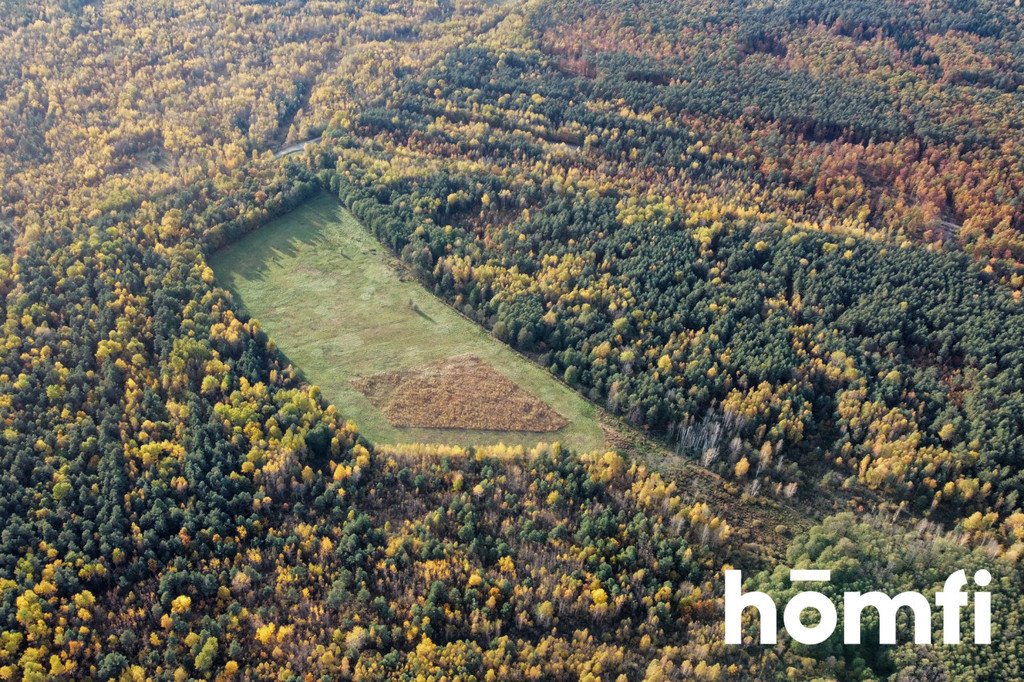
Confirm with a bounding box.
[0,0,1022,680]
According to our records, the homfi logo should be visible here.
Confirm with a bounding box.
[724,569,992,646]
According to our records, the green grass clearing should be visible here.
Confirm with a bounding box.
[209,193,607,451]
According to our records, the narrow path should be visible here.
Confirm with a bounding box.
[275,136,322,158]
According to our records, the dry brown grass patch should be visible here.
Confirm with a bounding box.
[352,355,568,432]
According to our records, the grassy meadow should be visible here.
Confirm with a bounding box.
[209,193,607,451]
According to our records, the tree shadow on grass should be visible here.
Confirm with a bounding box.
[210,196,336,284]
[408,300,436,324]
[230,229,330,283]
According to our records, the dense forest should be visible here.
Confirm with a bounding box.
[0,0,1022,679]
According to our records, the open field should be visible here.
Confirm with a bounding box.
[209,193,606,451]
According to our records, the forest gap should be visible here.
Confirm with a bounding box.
[209,193,606,451]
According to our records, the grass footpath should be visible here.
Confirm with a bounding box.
[209,193,607,452]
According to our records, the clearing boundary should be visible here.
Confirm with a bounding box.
[211,192,829,562]
[209,193,606,452]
